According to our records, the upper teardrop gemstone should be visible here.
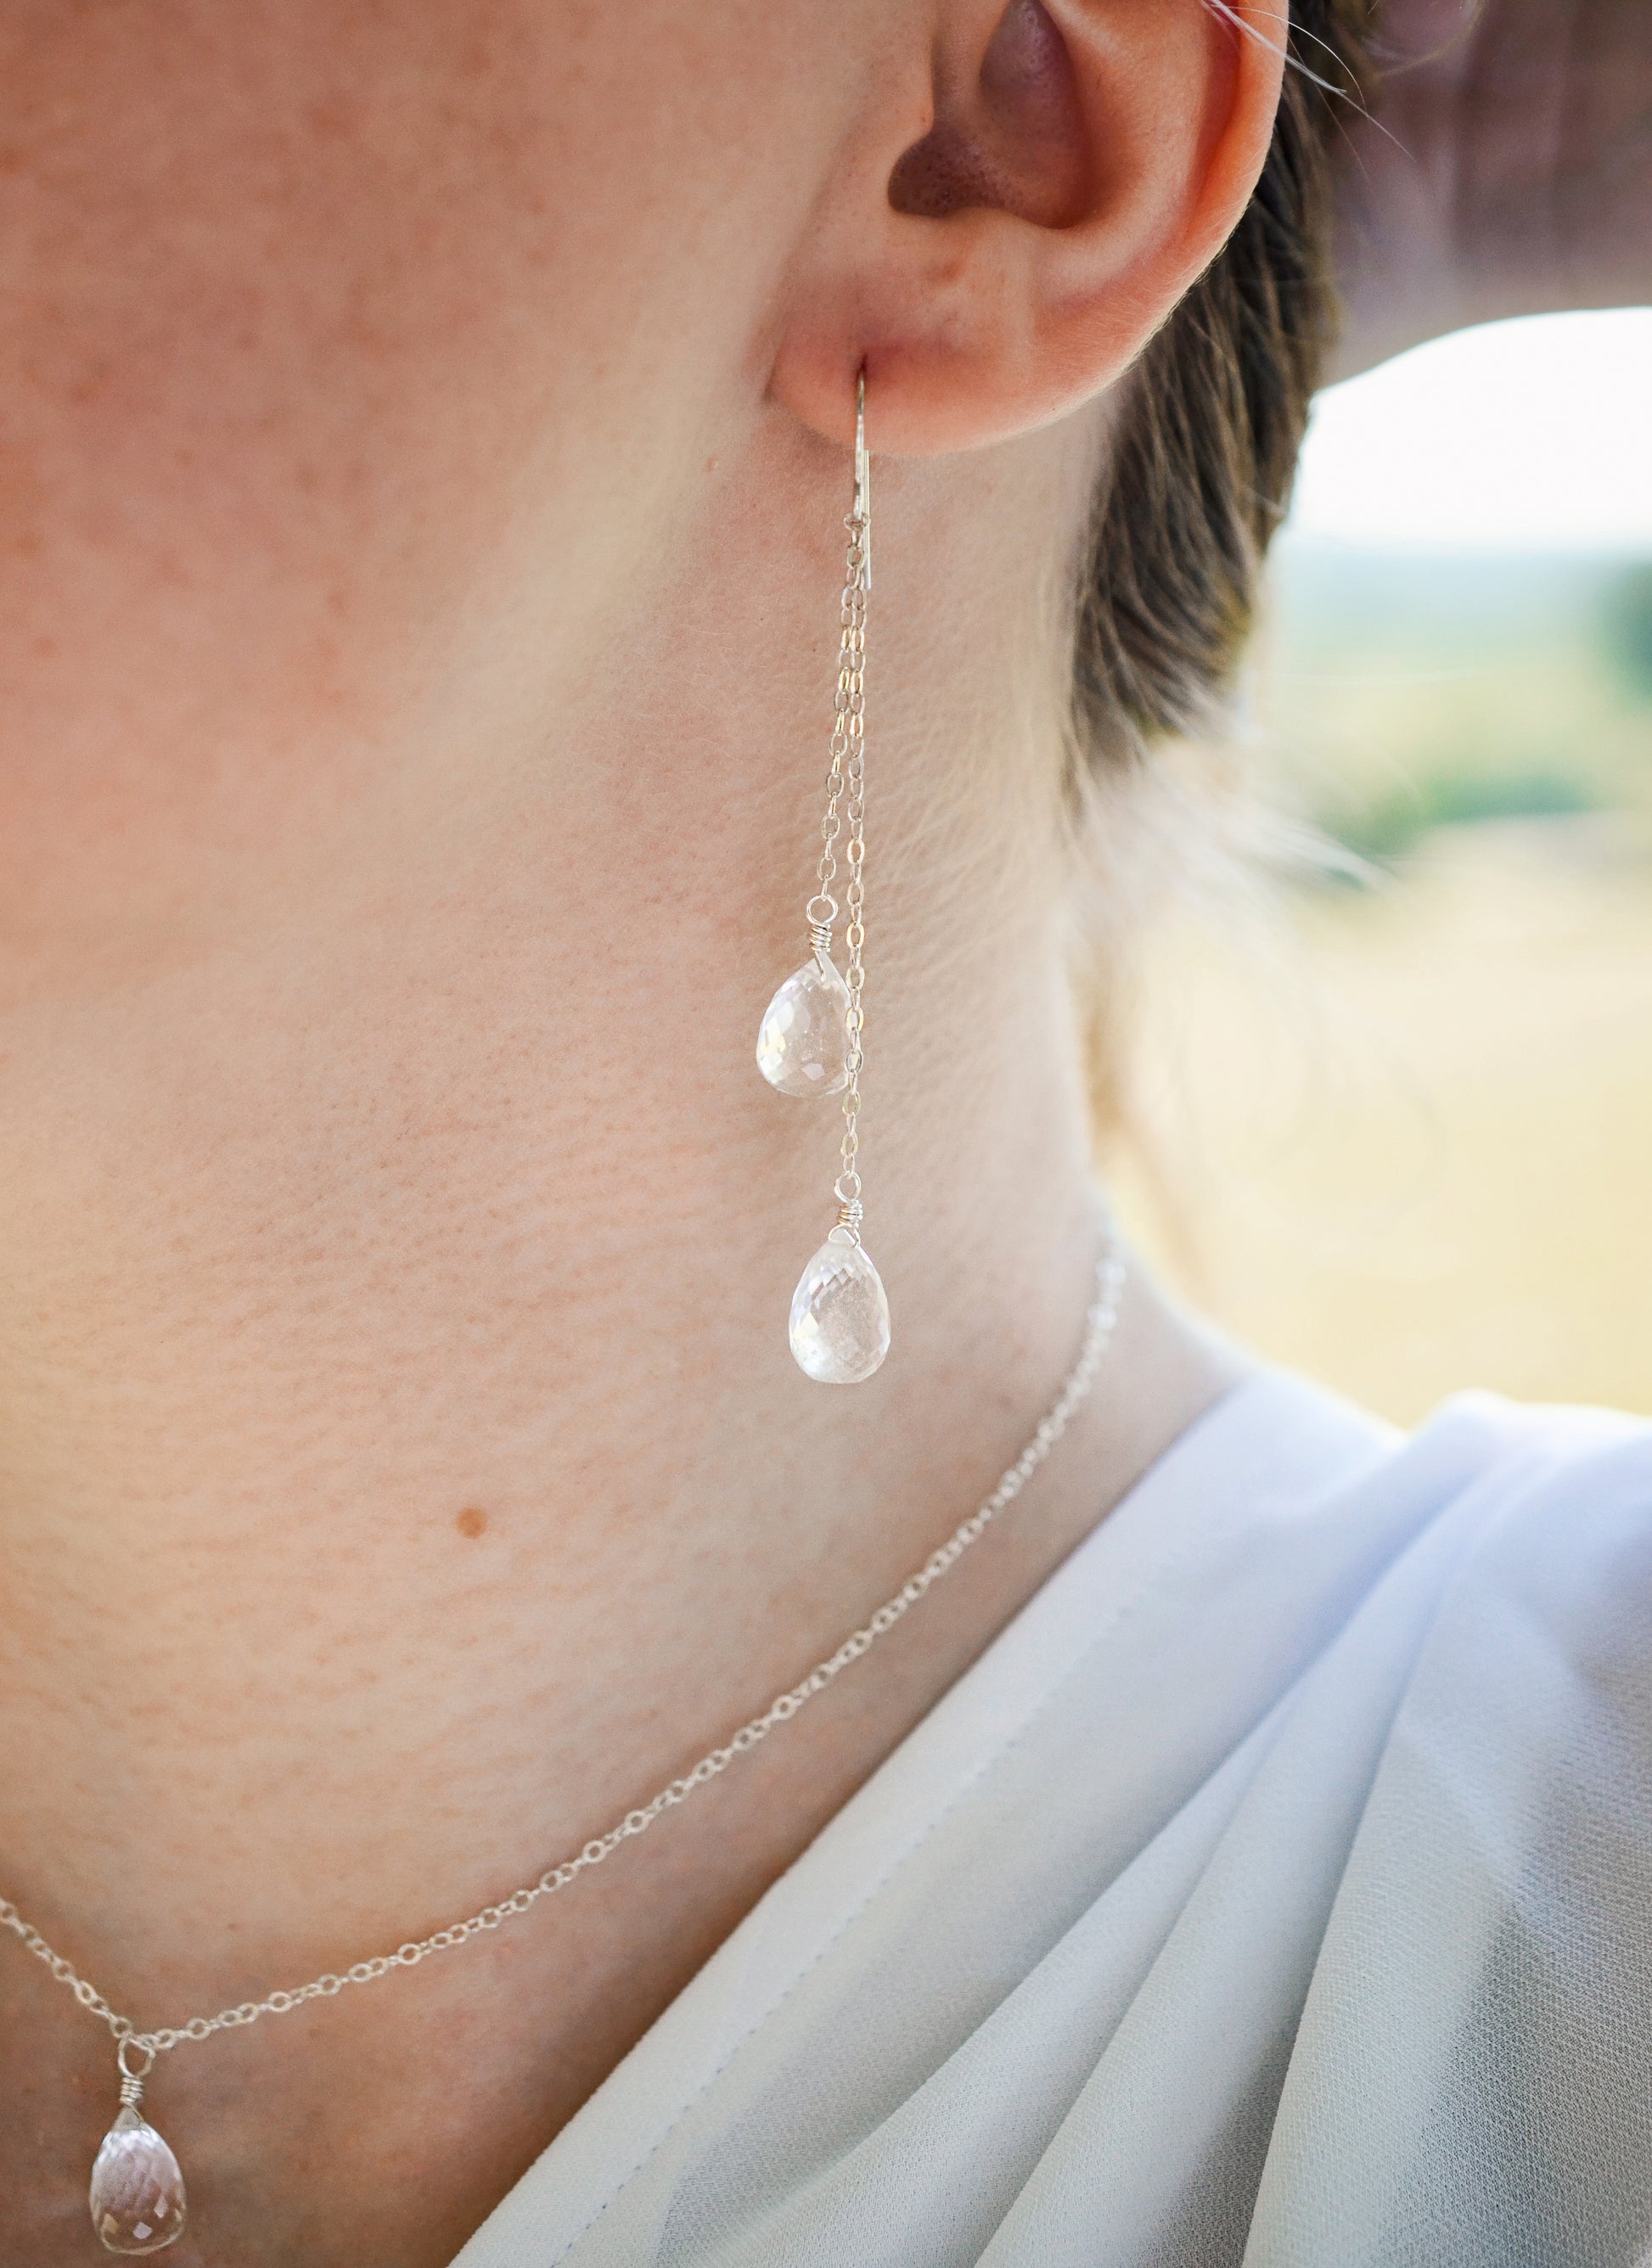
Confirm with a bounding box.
[88,2106,187,2255]
[756,954,851,1098]
[789,1230,891,1384]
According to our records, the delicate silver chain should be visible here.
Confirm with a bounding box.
[0,1229,1127,2066]
[835,408,869,1238]
[806,373,871,1241]
[805,516,861,951]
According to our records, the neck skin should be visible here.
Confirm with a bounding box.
[0,403,1241,2266]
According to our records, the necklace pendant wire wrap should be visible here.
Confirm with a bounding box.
[759,369,890,1384]
[87,2037,188,2254]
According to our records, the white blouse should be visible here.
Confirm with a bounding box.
[452,1369,1652,2267]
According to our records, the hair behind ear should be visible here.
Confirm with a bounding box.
[1072,0,1379,771]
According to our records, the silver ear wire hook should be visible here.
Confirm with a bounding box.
[854,366,871,592]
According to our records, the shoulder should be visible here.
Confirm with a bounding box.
[1382,1387,1652,1625]
[1153,1370,1652,1665]
[1379,1390,1652,1814]
[1177,1373,1652,1846]
[1224,1370,1652,1593]
[1246,1391,1652,2254]
[1407,1384,1652,1501]
[1286,1379,1652,1714]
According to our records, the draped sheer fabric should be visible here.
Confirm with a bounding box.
[453,1372,1652,2268]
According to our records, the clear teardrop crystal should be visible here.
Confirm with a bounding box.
[789,1229,891,1384]
[88,2106,187,2255]
[756,953,850,1098]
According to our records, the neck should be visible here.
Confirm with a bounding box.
[0,410,1240,2265]
[0,782,1114,1917]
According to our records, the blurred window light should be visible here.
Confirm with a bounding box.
[1284,308,1652,555]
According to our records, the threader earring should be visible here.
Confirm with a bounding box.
[756,368,891,1386]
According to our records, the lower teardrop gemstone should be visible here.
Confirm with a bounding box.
[756,954,851,1098]
[789,1230,891,1384]
[88,2106,187,2255]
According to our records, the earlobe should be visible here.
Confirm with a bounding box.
[771,0,1287,457]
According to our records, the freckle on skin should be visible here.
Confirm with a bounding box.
[456,1507,488,1539]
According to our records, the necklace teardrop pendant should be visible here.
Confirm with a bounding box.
[89,2103,187,2254]
[789,1228,890,1384]
[756,952,851,1097]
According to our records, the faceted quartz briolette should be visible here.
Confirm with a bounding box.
[87,2107,187,2255]
[789,1229,891,1384]
[756,952,851,1098]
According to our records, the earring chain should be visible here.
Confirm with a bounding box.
[831,380,870,1235]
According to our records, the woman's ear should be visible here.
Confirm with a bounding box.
[771,0,1287,453]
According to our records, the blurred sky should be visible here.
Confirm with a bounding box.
[1285,308,1652,554]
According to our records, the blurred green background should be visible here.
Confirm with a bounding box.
[1266,551,1652,861]
[1113,312,1652,1423]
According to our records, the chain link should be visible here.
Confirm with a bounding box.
[800,377,873,1235]
[804,557,854,942]
[0,1232,1126,2064]
[834,479,868,1227]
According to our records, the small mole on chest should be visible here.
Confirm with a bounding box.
[455,1507,489,1540]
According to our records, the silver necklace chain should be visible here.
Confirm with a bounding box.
[0,1230,1126,2070]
